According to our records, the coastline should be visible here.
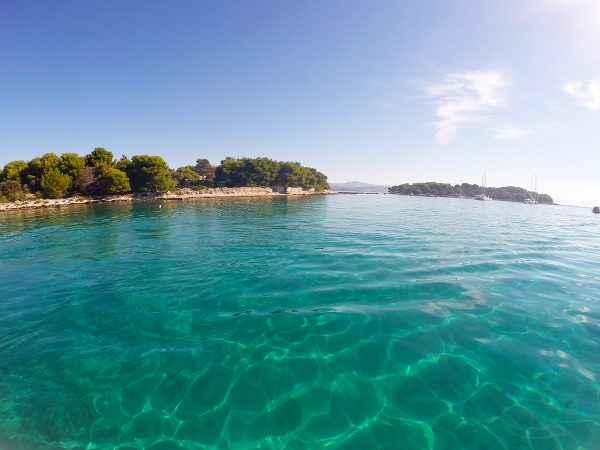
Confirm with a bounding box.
[0,187,332,212]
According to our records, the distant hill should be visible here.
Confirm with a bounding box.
[330,181,390,193]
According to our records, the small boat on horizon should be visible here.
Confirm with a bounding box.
[474,173,492,201]
[593,206,600,214]
[524,174,539,205]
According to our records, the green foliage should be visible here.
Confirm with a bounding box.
[60,153,86,179]
[23,152,62,193]
[129,155,176,192]
[214,157,328,191]
[1,151,330,199]
[174,166,202,187]
[0,180,27,201]
[388,182,554,204]
[115,155,133,174]
[214,157,249,187]
[246,157,281,186]
[86,147,114,167]
[96,165,131,194]
[194,159,216,184]
[40,169,72,199]
[1,160,28,183]
[275,161,328,190]
[275,162,301,188]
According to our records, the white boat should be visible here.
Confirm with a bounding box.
[474,173,492,201]
[524,174,538,205]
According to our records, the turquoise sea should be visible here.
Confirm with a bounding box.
[0,195,599,449]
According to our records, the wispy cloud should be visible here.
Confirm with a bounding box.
[492,127,533,140]
[563,80,600,112]
[426,70,509,145]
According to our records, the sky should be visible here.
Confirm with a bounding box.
[1,0,599,204]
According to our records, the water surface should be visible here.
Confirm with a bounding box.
[0,195,599,449]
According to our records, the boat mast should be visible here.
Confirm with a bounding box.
[482,172,486,196]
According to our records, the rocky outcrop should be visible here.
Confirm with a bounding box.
[0,187,329,212]
[0,197,98,211]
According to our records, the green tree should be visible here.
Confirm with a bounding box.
[96,165,131,194]
[214,157,247,187]
[115,155,133,174]
[60,153,86,180]
[129,155,176,192]
[194,158,216,184]
[214,157,328,190]
[245,157,281,186]
[1,160,28,183]
[23,152,62,193]
[275,162,305,188]
[174,166,202,187]
[85,147,114,167]
[41,169,72,198]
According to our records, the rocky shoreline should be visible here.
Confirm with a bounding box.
[0,187,332,212]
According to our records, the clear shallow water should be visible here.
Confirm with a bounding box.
[0,195,599,449]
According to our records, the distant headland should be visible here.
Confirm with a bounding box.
[0,149,329,210]
[388,182,554,204]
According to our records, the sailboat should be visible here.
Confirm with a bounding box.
[474,173,492,201]
[524,174,538,204]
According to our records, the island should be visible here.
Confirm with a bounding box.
[0,149,329,211]
[388,182,554,204]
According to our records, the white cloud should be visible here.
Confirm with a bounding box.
[426,70,509,145]
[563,80,600,112]
[492,127,533,140]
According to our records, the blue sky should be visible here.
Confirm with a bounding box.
[1,0,599,203]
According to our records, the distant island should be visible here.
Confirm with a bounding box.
[0,148,329,206]
[329,181,390,193]
[388,182,554,204]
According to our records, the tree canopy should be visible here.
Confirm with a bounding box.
[96,165,131,194]
[41,169,72,199]
[174,166,202,187]
[214,157,328,190]
[194,159,216,183]
[129,155,176,192]
[86,148,114,167]
[1,160,27,183]
[60,153,86,181]
[0,150,329,201]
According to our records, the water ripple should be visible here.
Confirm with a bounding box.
[0,196,599,448]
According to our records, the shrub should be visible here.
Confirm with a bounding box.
[0,180,27,201]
